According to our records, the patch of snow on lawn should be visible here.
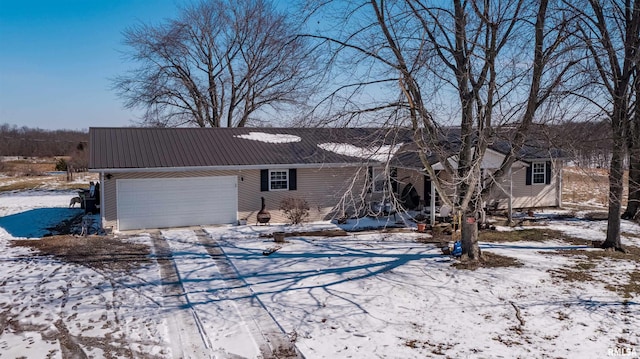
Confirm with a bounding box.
[547,219,640,247]
[318,142,403,162]
[235,132,302,143]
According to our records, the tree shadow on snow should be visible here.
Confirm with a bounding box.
[0,207,83,238]
[182,235,442,309]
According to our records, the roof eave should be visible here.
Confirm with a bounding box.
[88,162,379,173]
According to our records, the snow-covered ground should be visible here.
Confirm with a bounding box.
[1,190,639,358]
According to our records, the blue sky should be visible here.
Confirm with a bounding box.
[0,0,184,131]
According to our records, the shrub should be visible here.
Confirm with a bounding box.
[279,197,310,225]
[55,158,68,171]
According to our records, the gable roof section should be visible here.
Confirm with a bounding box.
[89,127,410,170]
[391,127,567,169]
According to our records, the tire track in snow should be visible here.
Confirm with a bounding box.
[194,229,302,359]
[150,231,213,358]
[163,228,266,358]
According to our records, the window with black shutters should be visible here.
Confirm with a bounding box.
[269,170,288,190]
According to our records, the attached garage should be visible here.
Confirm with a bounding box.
[116,176,238,231]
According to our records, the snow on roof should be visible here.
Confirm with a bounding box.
[235,132,302,143]
[318,142,403,162]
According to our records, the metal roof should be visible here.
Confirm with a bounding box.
[89,127,565,171]
[89,127,411,170]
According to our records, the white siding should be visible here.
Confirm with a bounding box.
[116,176,237,230]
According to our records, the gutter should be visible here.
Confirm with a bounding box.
[89,162,377,174]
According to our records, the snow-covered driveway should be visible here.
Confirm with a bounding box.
[157,228,298,358]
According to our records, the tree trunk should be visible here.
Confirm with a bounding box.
[603,117,625,251]
[461,211,481,261]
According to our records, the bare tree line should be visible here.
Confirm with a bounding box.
[553,120,613,168]
[0,124,88,158]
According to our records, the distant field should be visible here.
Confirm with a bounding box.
[0,156,59,174]
[562,166,628,208]
[0,156,97,192]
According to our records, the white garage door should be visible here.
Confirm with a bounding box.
[116,176,238,231]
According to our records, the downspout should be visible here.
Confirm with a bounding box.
[430,177,436,226]
[99,172,106,230]
[556,160,563,207]
[508,167,513,225]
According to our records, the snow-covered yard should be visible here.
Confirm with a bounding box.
[0,190,639,358]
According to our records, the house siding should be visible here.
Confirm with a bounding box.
[389,163,561,213]
[102,166,369,230]
[486,163,561,209]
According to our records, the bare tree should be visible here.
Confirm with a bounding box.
[305,0,576,261]
[572,0,640,250]
[114,0,316,127]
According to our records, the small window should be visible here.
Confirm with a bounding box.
[269,170,288,190]
[532,162,545,184]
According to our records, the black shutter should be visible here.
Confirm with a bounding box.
[424,175,431,204]
[260,169,269,191]
[545,161,552,185]
[391,167,398,193]
[526,165,532,186]
[367,166,373,193]
[289,169,297,190]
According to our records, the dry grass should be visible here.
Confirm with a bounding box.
[0,178,50,192]
[555,245,640,261]
[479,228,589,246]
[4,161,56,172]
[0,173,98,192]
[548,263,596,282]
[549,246,640,298]
[562,166,628,207]
[605,271,640,299]
[0,157,98,192]
[11,236,151,272]
[0,176,90,192]
[453,251,523,270]
[0,157,57,175]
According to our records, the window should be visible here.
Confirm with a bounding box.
[532,162,545,184]
[261,169,297,191]
[370,167,400,193]
[371,168,385,192]
[269,170,288,190]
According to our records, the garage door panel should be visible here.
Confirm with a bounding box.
[117,176,237,230]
